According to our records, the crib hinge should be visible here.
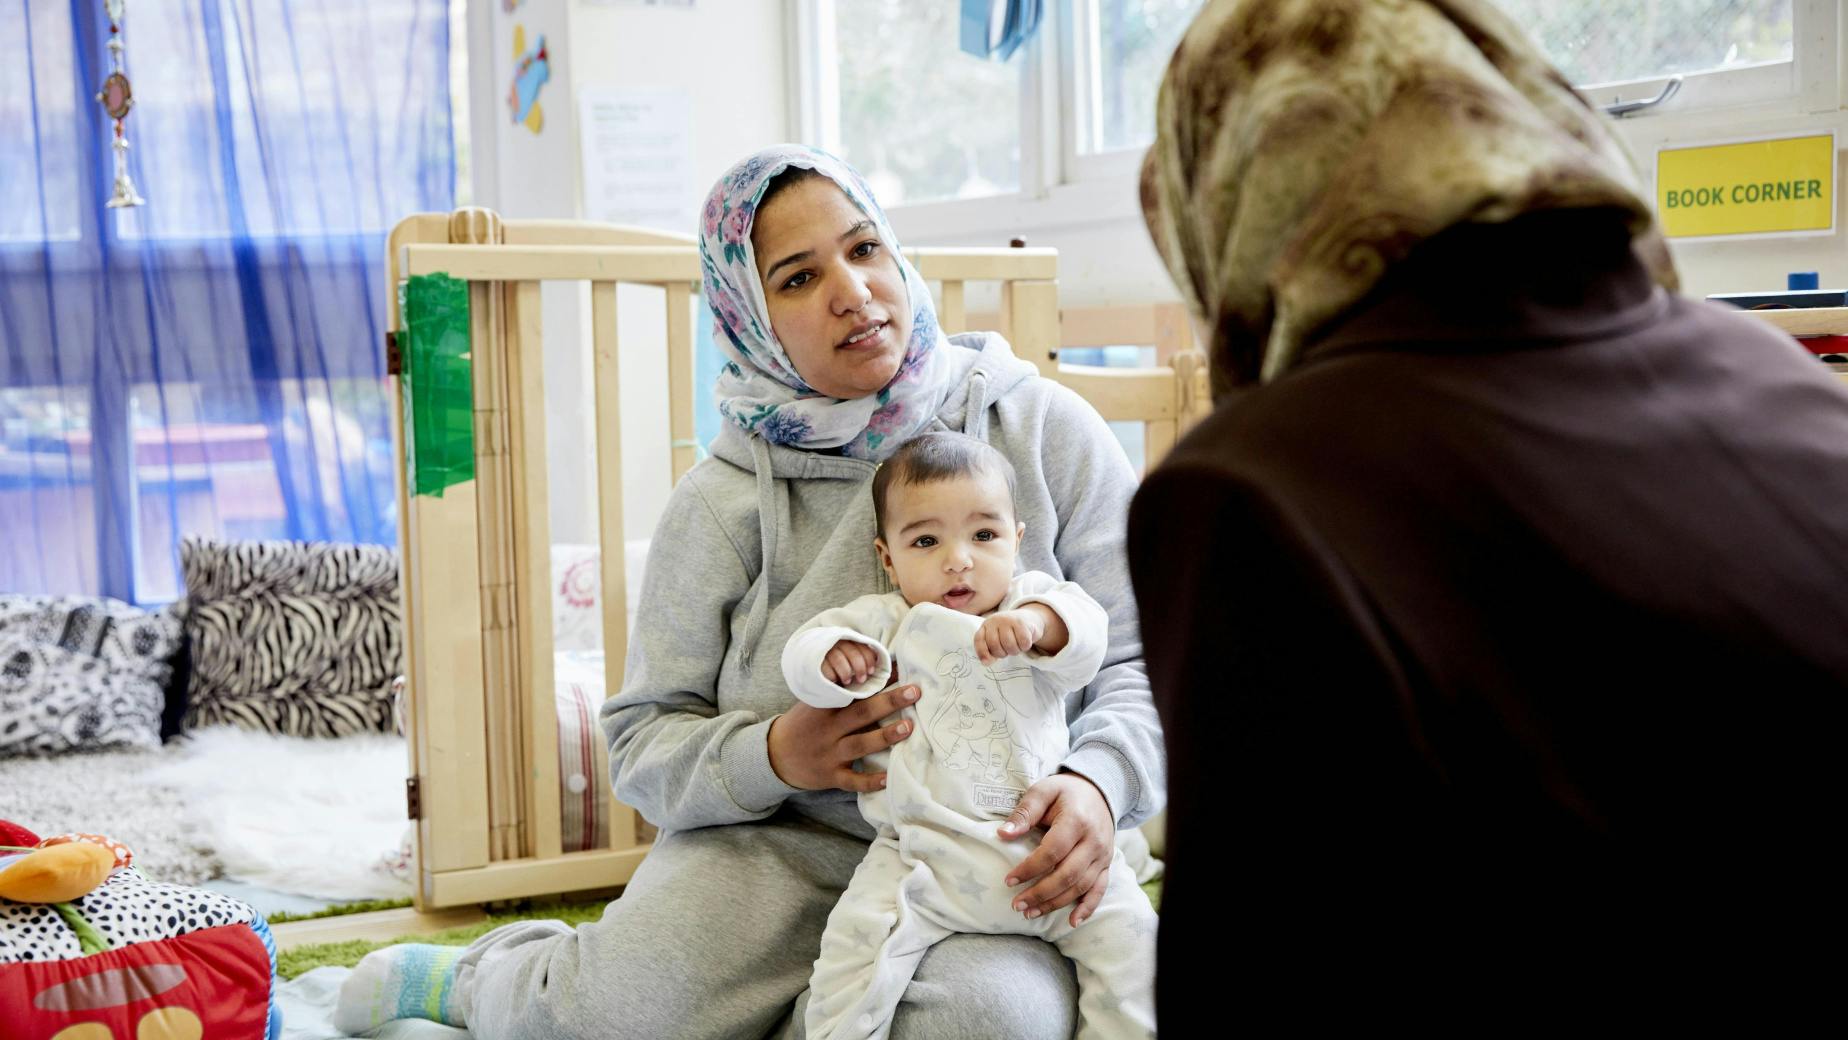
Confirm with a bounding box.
[386,332,402,376]
[406,776,423,820]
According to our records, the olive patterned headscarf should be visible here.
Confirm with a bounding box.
[1140,0,1678,394]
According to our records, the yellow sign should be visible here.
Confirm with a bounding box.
[1656,133,1835,239]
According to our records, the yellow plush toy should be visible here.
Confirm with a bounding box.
[0,843,116,903]
[0,825,129,904]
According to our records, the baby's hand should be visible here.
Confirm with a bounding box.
[974,609,1046,664]
[822,640,881,687]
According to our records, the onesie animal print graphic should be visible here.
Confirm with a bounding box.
[931,647,1042,814]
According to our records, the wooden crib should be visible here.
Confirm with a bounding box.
[386,209,1202,909]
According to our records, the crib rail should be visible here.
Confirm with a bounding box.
[390,212,698,908]
[388,210,1066,908]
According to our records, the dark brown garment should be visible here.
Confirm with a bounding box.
[1130,215,1847,1023]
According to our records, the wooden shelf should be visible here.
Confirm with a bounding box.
[1737,307,1848,338]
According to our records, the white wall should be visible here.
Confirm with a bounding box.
[569,1,791,214]
[898,15,1848,314]
[464,0,600,544]
[565,0,790,546]
[464,0,788,548]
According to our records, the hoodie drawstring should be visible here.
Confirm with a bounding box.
[739,436,785,669]
[962,370,991,439]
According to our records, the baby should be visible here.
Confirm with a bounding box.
[782,432,1156,1040]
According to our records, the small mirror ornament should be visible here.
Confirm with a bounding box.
[97,0,145,208]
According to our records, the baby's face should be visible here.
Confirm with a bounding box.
[876,468,1023,615]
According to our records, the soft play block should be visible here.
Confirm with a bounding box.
[0,922,276,1040]
[0,868,281,1039]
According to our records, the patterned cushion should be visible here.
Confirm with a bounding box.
[180,537,402,737]
[549,540,651,653]
[551,544,603,653]
[0,596,183,757]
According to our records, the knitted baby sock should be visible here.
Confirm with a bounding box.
[334,943,468,1032]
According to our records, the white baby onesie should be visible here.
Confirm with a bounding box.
[782,571,1157,1040]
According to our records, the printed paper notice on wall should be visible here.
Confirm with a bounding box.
[577,86,695,234]
[1656,133,1836,240]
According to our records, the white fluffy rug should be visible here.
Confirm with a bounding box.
[144,726,414,901]
[0,727,413,901]
[0,748,223,886]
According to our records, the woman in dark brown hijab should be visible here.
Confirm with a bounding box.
[1132,0,1846,1023]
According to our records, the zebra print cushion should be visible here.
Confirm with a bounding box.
[0,596,183,756]
[179,537,403,738]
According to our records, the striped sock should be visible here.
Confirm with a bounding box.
[333,943,468,1032]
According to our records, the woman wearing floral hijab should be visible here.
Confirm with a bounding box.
[1131,0,1846,1024]
[337,146,1162,1038]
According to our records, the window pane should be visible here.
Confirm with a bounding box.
[0,3,81,243]
[112,0,452,241]
[1089,0,1203,154]
[127,379,396,602]
[0,387,98,595]
[1492,0,1792,86]
[834,0,1019,205]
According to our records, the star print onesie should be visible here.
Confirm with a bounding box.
[781,571,1157,1040]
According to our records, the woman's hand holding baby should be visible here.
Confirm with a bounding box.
[822,639,881,686]
[768,683,919,793]
[999,771,1115,927]
[974,603,1068,663]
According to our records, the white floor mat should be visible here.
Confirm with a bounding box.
[281,968,472,1040]
[144,726,413,902]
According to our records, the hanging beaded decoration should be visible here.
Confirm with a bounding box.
[98,0,146,208]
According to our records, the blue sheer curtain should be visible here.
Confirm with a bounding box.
[0,0,453,602]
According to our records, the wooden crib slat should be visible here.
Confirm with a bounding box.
[939,280,966,334]
[1006,280,1061,380]
[588,282,639,856]
[505,280,564,864]
[590,281,630,685]
[475,278,523,862]
[392,214,497,906]
[402,244,703,283]
[1151,301,1191,365]
[1052,365,1180,421]
[908,248,1058,281]
[404,479,491,881]
[1144,419,1178,472]
[442,210,524,864]
[665,281,698,485]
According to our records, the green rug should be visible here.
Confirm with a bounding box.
[277,881,1163,979]
[268,898,413,925]
[277,898,611,979]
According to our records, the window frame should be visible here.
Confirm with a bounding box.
[1574,1,1837,119]
[793,0,1841,240]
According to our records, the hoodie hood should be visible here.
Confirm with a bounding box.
[710,330,1041,667]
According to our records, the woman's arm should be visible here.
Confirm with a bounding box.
[1034,385,1166,828]
[599,472,801,831]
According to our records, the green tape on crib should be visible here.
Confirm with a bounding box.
[401,273,475,498]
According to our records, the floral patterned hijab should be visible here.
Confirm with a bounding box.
[699,145,973,461]
[1140,0,1678,394]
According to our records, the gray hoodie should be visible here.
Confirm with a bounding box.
[600,333,1164,840]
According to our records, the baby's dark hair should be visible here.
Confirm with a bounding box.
[872,432,1018,540]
